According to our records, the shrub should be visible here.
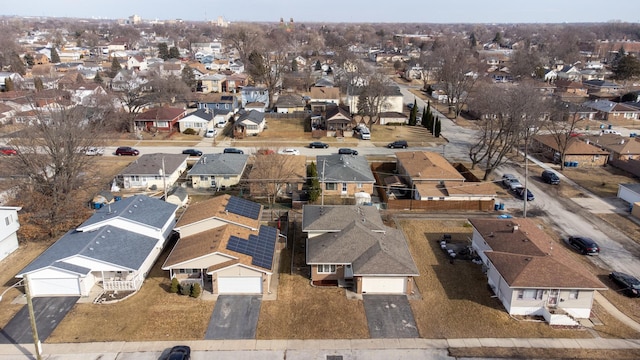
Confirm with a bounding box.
[170,277,179,293]
[179,283,192,296]
[190,283,202,298]
[183,128,197,135]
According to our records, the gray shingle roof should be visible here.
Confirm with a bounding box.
[186,108,215,121]
[236,110,265,125]
[18,225,158,275]
[317,154,375,183]
[120,153,188,176]
[78,195,178,231]
[302,205,385,232]
[188,153,248,176]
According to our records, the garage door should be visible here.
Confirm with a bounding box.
[361,277,406,294]
[29,278,81,297]
[218,277,262,294]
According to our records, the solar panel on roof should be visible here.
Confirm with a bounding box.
[224,225,277,270]
[226,196,261,220]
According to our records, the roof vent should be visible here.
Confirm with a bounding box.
[524,257,531,261]
[512,225,519,232]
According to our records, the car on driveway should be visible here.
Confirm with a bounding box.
[501,174,522,191]
[182,149,203,156]
[0,146,17,156]
[609,271,640,297]
[205,128,217,138]
[309,141,329,148]
[167,345,191,360]
[514,187,534,201]
[278,148,300,155]
[115,146,139,156]
[338,148,358,155]
[541,170,560,185]
[568,236,600,255]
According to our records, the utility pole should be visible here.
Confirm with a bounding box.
[162,157,167,201]
[321,159,326,206]
[24,275,42,360]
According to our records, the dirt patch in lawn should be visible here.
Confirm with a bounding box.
[400,219,628,339]
[561,166,639,198]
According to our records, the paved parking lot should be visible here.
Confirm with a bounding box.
[363,295,419,338]
[0,296,78,344]
[205,295,261,339]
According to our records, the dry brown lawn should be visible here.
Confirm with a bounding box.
[450,347,640,359]
[561,166,639,198]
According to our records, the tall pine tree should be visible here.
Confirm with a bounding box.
[408,99,418,126]
[50,48,60,63]
[434,117,441,138]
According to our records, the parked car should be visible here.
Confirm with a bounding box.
[360,130,371,140]
[0,146,17,156]
[568,236,600,255]
[182,149,203,156]
[541,170,560,185]
[501,174,522,191]
[338,148,358,155]
[309,141,329,148]
[514,187,535,201]
[609,271,640,298]
[205,128,217,138]
[84,147,104,156]
[256,149,275,155]
[223,148,244,154]
[278,148,300,155]
[387,140,408,149]
[115,146,139,156]
[167,345,191,360]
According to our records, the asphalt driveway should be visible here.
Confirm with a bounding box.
[0,296,79,344]
[363,295,419,338]
[205,295,261,339]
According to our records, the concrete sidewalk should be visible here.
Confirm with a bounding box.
[1,337,640,359]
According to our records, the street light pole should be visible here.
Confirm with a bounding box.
[23,275,43,360]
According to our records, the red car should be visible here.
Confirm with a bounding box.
[0,146,17,156]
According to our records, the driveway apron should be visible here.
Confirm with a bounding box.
[205,295,261,339]
[363,295,419,338]
[0,296,79,344]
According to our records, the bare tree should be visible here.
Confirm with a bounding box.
[223,24,264,64]
[354,72,395,123]
[467,82,547,180]
[247,154,305,208]
[246,28,290,109]
[433,37,478,117]
[9,105,109,237]
[545,101,586,170]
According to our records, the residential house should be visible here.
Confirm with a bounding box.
[135,107,186,132]
[110,69,148,92]
[126,55,148,71]
[177,108,214,134]
[166,187,189,208]
[303,205,419,294]
[554,80,588,103]
[248,154,307,198]
[275,93,306,113]
[229,60,244,74]
[66,83,107,106]
[17,195,178,297]
[241,87,269,108]
[309,87,340,112]
[324,105,353,136]
[233,110,266,137]
[0,73,24,91]
[378,111,408,125]
[224,73,248,92]
[346,85,403,115]
[196,93,239,114]
[556,65,582,82]
[0,206,21,262]
[162,195,278,295]
[583,80,622,95]
[583,99,639,122]
[199,73,226,93]
[117,153,188,190]
[469,218,607,325]
[588,134,640,162]
[187,153,249,190]
[532,134,609,167]
[317,154,375,198]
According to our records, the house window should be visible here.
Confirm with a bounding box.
[569,290,579,300]
[156,121,169,128]
[131,175,140,182]
[5,216,10,226]
[342,183,347,192]
[200,176,208,181]
[326,183,336,190]
[154,175,161,180]
[357,183,363,188]
[517,289,543,300]
[317,265,336,274]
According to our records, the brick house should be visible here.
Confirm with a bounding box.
[532,134,609,167]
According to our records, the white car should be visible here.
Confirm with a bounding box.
[278,148,300,155]
[84,147,104,156]
[204,129,217,138]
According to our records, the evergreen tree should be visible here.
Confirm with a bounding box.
[314,60,322,71]
[181,65,196,90]
[34,77,44,91]
[23,53,35,67]
[291,59,298,72]
[469,32,477,48]
[94,71,103,84]
[170,278,179,293]
[307,161,321,202]
[50,48,60,63]
[434,117,441,137]
[4,78,13,92]
[190,283,201,298]
[169,46,180,59]
[158,43,169,60]
[421,106,428,128]
[109,57,121,78]
[408,99,418,126]
[613,54,640,80]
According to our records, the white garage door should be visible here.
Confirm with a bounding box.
[29,278,81,297]
[361,277,406,294]
[218,277,262,294]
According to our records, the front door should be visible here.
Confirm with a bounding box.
[341,182,347,195]
[547,289,559,307]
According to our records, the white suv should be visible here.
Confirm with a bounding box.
[205,129,217,138]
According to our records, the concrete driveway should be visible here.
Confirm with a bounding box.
[363,295,419,338]
[205,295,261,340]
[0,296,78,344]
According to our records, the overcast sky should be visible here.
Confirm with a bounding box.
[3,0,639,23]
